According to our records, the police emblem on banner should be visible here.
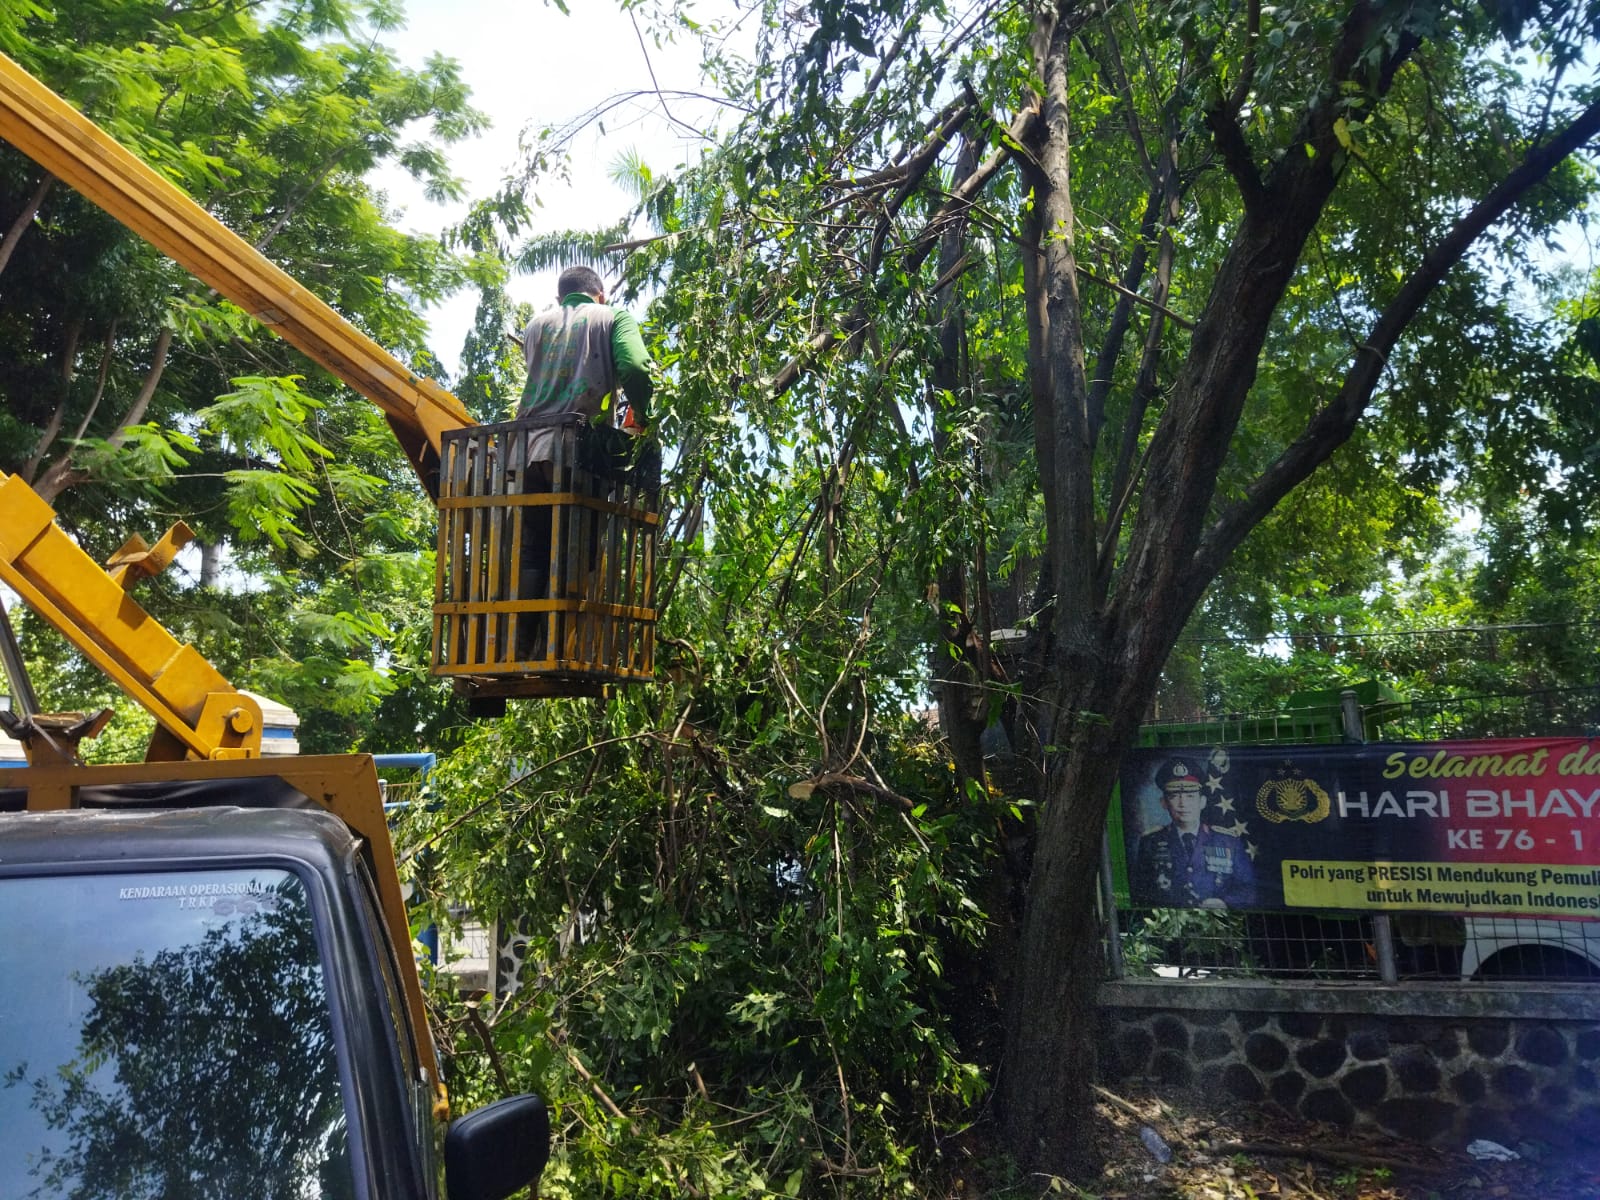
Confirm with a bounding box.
[1255,768,1332,824]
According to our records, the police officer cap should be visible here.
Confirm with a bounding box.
[1159,756,1204,790]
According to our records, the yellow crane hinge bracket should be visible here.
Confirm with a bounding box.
[107,521,195,589]
[190,692,261,761]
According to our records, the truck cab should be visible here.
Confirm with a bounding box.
[0,768,548,1200]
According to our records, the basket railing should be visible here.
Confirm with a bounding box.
[432,415,658,699]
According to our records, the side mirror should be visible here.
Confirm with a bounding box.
[444,1093,550,1200]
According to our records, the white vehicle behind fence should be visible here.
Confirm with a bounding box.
[1463,917,1600,979]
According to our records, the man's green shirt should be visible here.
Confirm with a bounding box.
[519,293,652,424]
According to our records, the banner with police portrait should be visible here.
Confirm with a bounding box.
[1119,738,1600,917]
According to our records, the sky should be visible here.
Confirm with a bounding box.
[372,0,730,376]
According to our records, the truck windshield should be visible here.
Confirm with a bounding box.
[0,868,353,1199]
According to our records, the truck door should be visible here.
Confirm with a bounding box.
[348,851,445,1196]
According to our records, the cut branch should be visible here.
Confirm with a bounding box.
[463,1005,512,1095]
[1211,1142,1449,1175]
[561,1043,640,1132]
[790,771,914,811]
[600,230,682,254]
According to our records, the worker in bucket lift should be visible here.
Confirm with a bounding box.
[1133,755,1257,909]
[515,265,653,659]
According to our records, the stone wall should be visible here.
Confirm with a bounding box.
[1100,979,1600,1146]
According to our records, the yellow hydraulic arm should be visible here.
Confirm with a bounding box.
[0,51,472,497]
[0,473,262,762]
[0,50,660,705]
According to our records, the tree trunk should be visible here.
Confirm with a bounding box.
[995,10,1125,1172]
[999,686,1137,1178]
[199,541,221,589]
[994,7,1446,1176]
[35,326,171,502]
[0,173,51,277]
[929,136,988,787]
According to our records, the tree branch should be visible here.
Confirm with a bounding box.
[630,11,708,142]
[0,173,52,277]
[767,310,869,396]
[21,315,81,487]
[832,96,969,193]
[1078,265,1194,331]
[1085,188,1159,426]
[868,99,974,272]
[69,319,119,443]
[1084,12,1155,184]
[35,326,172,503]
[1195,93,1600,581]
[1225,0,1261,117]
[463,1005,512,1094]
[906,105,1038,272]
[110,326,172,437]
[1263,4,1422,202]
[26,319,119,485]
[1204,104,1264,211]
[1101,141,1184,580]
[861,13,916,103]
[769,100,994,397]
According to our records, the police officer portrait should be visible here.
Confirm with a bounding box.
[1131,755,1259,910]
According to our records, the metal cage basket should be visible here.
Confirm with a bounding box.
[432,415,658,700]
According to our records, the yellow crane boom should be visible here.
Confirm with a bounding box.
[0,49,658,708]
[0,50,471,496]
